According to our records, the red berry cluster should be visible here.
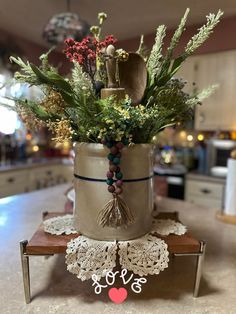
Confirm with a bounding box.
[64,35,117,66]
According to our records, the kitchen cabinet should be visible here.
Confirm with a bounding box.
[185,173,225,209]
[29,164,73,191]
[176,50,236,131]
[0,163,73,198]
[176,55,199,95]
[0,170,29,197]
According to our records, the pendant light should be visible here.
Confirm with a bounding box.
[43,0,90,45]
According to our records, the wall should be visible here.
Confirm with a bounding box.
[1,14,236,71]
[0,28,70,72]
[118,15,236,55]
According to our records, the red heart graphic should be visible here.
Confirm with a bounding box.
[108,287,128,304]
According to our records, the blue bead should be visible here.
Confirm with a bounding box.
[113,157,120,165]
[115,172,123,179]
[107,153,115,161]
[106,178,114,185]
[106,141,113,148]
[122,138,129,145]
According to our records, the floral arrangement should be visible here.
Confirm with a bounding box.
[8,9,222,145]
[5,9,223,228]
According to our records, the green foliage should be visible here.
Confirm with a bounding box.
[166,8,190,60]
[71,61,94,96]
[7,9,223,144]
[143,9,223,111]
[147,25,166,82]
[184,11,223,56]
[9,56,39,85]
[16,98,50,120]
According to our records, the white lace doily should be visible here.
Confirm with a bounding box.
[65,234,169,279]
[43,215,186,237]
[65,236,117,281]
[44,215,186,281]
[118,234,169,276]
[151,219,187,236]
[43,215,78,235]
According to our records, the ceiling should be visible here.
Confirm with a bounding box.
[0,0,235,47]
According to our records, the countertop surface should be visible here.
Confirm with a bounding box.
[154,164,187,176]
[0,184,235,313]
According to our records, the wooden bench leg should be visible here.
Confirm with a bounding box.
[20,240,31,304]
[173,240,206,298]
[193,241,206,298]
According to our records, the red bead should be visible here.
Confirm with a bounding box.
[107,171,114,179]
[109,165,117,172]
[115,166,120,173]
[116,142,124,149]
[110,146,118,155]
[116,152,121,158]
[116,180,123,187]
[108,185,115,193]
[115,187,123,195]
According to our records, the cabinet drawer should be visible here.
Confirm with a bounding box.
[185,180,224,199]
[0,171,29,197]
[186,194,222,209]
[32,166,57,177]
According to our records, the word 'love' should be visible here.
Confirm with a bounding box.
[91,268,147,294]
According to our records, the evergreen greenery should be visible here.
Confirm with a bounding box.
[6,9,223,144]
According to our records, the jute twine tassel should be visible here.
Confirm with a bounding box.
[97,194,135,228]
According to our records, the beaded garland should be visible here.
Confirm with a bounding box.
[97,137,134,228]
[102,137,129,196]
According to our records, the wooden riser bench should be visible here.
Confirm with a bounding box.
[20,211,206,303]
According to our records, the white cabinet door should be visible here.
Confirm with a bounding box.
[177,50,236,131]
[29,165,65,190]
[176,55,199,95]
[194,50,236,131]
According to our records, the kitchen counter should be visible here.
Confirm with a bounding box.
[0,158,73,173]
[0,184,236,313]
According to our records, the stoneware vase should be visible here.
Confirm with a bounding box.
[73,142,154,240]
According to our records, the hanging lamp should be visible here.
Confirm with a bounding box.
[43,0,90,45]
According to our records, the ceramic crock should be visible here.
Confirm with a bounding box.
[73,142,154,240]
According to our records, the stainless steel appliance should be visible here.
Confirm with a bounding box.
[207,139,236,177]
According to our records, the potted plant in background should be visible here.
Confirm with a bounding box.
[6,9,222,241]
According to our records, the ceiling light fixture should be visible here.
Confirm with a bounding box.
[43,0,90,45]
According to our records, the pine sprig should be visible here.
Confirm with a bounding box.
[186,84,218,106]
[166,8,190,60]
[184,10,223,56]
[144,9,223,105]
[147,25,166,81]
[71,61,94,96]
[9,56,39,85]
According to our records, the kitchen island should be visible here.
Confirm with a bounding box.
[0,184,236,313]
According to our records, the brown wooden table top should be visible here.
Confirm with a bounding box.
[26,212,200,255]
